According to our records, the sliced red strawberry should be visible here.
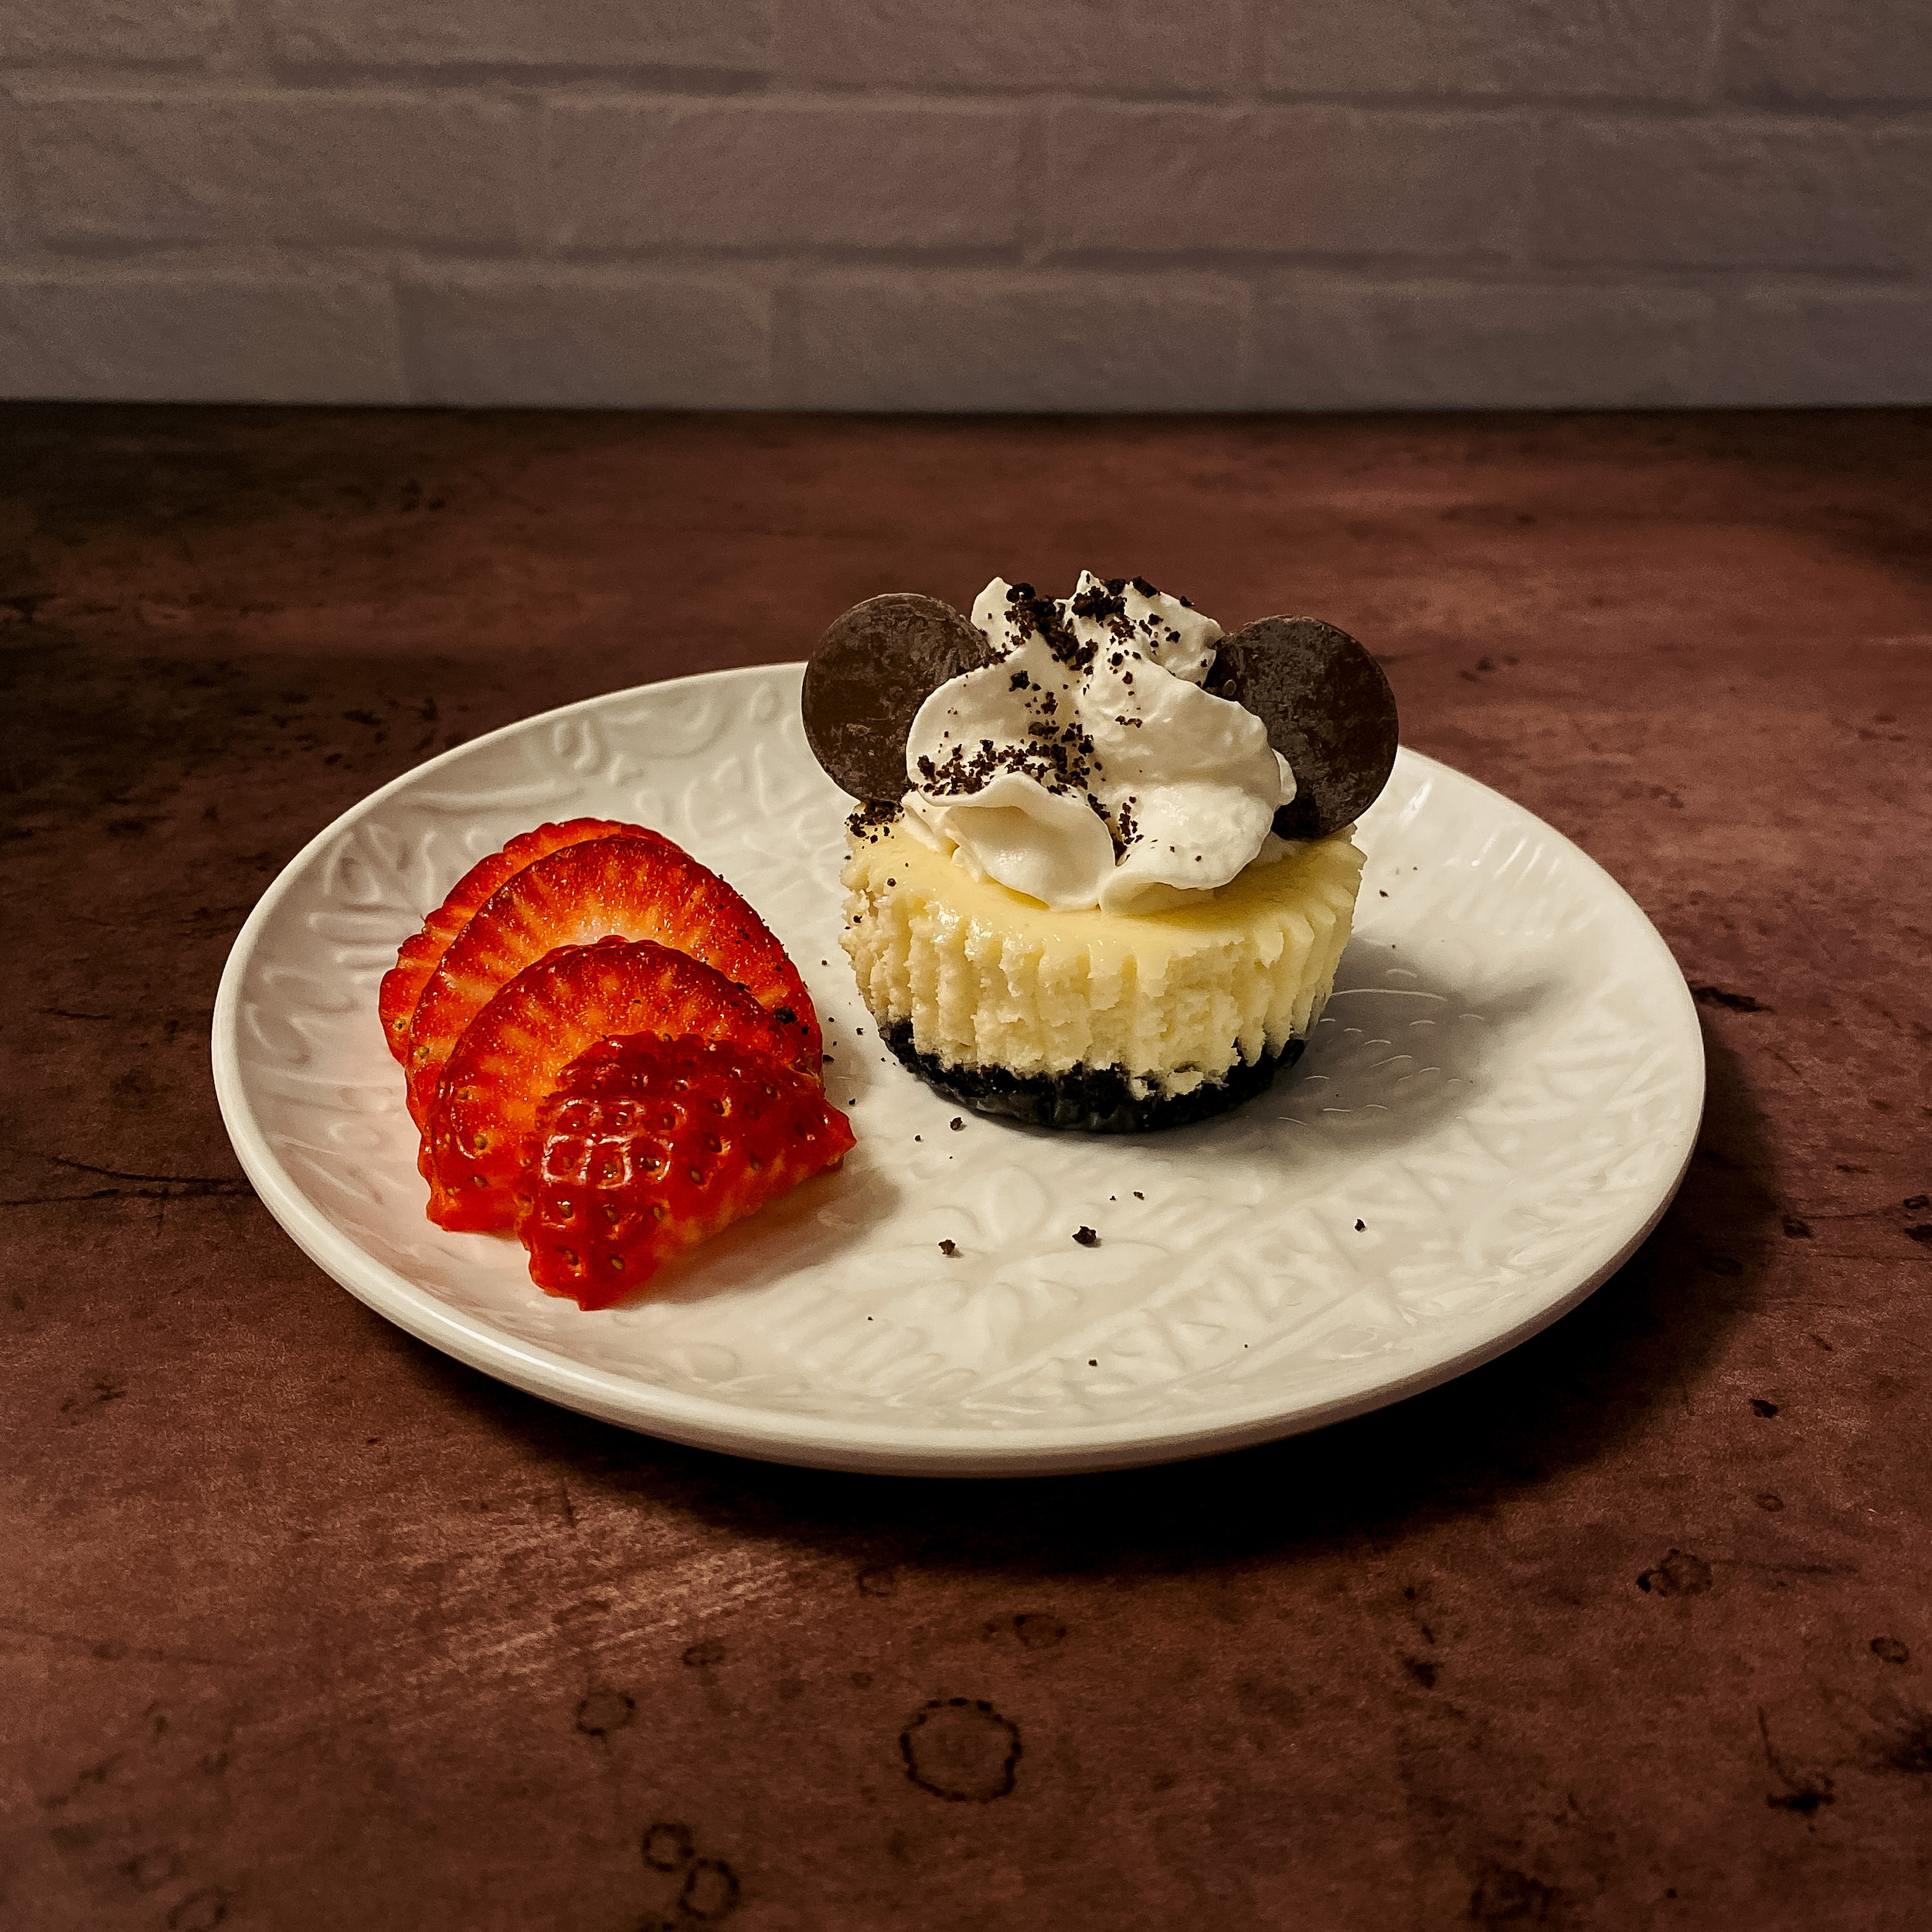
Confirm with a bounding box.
[379,818,665,1063]
[423,937,801,1233]
[515,1033,855,1308]
[405,835,819,1124]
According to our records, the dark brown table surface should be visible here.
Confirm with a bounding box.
[3,406,1929,1932]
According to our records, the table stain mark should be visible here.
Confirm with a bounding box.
[39,1754,122,1812]
[1690,984,1770,1012]
[1871,1637,1911,1665]
[682,1640,726,1668]
[1757,1707,1835,1816]
[900,1699,1021,1803]
[1865,1696,1932,1775]
[1468,1864,1556,1926]
[642,1823,695,1873]
[639,1823,741,1923]
[1404,1657,1439,1689]
[120,1847,182,1892]
[679,1859,742,1921]
[166,1888,230,1931]
[1637,1549,1712,1597]
[576,1689,635,1739]
[50,1157,241,1187]
[1750,1398,1781,1417]
[59,1379,128,1415]
[855,1565,898,1598]
[983,1613,1066,1649]
[2,1618,228,1671]
[5,1157,253,1210]
[1715,1556,1859,1583]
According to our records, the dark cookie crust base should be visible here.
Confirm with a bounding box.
[880,1022,1305,1134]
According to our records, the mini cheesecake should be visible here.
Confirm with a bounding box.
[842,808,1362,1132]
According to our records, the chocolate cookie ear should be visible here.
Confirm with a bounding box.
[803,594,992,800]
[1207,617,1399,839]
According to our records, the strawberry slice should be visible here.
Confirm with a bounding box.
[515,1033,855,1308]
[379,818,665,1063]
[423,937,802,1233]
[405,835,820,1127]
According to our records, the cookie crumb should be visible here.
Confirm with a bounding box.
[1133,1191,1143,1200]
[949,1117,964,1132]
[1087,1359,1097,1366]
[1355,1219,1366,1232]
[938,1239,957,1257]
[1073,1226,1099,1247]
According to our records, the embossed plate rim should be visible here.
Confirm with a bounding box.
[213,662,1703,1478]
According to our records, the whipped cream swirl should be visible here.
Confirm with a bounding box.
[901,572,1295,916]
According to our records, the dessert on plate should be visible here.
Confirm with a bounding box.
[801,573,1398,1131]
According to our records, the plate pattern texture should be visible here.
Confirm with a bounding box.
[215,665,1703,1472]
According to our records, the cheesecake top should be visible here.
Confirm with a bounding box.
[901,572,1298,917]
[800,579,1400,863]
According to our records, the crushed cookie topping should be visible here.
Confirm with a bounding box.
[846,798,904,842]
[897,570,1291,915]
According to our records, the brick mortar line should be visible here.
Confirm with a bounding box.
[2,76,1930,128]
[35,70,1932,115]
[0,253,1922,296]
[7,247,1926,289]
[263,63,777,96]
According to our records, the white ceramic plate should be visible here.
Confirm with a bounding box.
[213,664,1702,1478]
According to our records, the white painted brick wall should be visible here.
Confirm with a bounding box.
[545,100,1025,251]
[0,0,1924,407]
[267,1,772,78]
[1046,104,1533,258]
[0,3,232,72]
[1260,1,1716,100]
[18,93,535,249]
[791,269,1250,410]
